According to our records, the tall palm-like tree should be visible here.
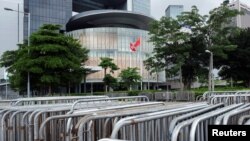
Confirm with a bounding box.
[98,57,119,92]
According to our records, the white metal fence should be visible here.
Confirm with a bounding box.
[0,91,250,141]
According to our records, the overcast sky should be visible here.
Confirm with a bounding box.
[1,0,250,78]
[151,0,250,19]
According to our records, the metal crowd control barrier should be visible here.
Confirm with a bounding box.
[0,100,13,106]
[39,102,163,140]
[12,96,109,106]
[170,103,242,141]
[0,103,74,141]
[69,96,149,112]
[175,91,195,101]
[154,92,175,101]
[222,104,250,125]
[78,103,207,141]
[172,103,249,141]
[108,105,207,141]
[0,96,159,141]
[209,94,250,105]
[0,95,110,141]
[2,93,250,141]
[99,139,125,141]
[202,91,237,101]
[100,103,250,141]
[214,104,250,125]
[201,90,250,102]
[39,102,198,141]
[244,119,250,125]
[168,103,224,135]
[188,104,244,141]
[238,115,250,125]
[39,102,165,141]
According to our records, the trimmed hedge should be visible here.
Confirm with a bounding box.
[54,86,250,98]
[192,86,250,97]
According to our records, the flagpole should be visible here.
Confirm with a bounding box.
[147,71,150,90]
[140,38,143,91]
[130,37,142,90]
[129,50,132,91]
[129,51,131,68]
[140,54,143,90]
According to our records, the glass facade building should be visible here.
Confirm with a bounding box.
[73,0,127,12]
[1,0,153,94]
[22,0,151,37]
[23,0,72,37]
[68,27,155,83]
[165,5,183,19]
[18,0,154,91]
[132,0,150,16]
[65,9,160,91]
[228,0,250,28]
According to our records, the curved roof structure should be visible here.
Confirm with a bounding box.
[66,10,154,31]
[73,0,127,12]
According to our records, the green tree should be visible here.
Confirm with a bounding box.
[0,24,89,95]
[176,6,208,89]
[98,57,119,75]
[148,14,193,89]
[178,4,240,88]
[119,67,141,90]
[203,4,241,67]
[143,56,163,89]
[219,28,250,87]
[0,50,17,68]
[148,4,240,89]
[98,57,119,92]
[103,74,117,91]
[0,44,25,91]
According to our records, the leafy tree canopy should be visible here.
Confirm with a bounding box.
[103,74,118,90]
[0,24,89,95]
[147,4,241,89]
[98,57,119,92]
[219,28,250,87]
[119,67,141,90]
[98,57,119,75]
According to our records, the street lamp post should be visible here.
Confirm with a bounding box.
[205,50,214,91]
[4,7,31,97]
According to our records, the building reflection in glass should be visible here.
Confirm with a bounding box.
[68,27,156,83]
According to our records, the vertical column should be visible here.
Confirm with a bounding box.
[140,37,143,90]
[17,3,19,43]
[236,0,241,27]
[127,0,133,11]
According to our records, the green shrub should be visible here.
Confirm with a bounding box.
[128,91,140,96]
[192,86,250,97]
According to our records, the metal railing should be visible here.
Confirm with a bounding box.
[1,92,250,141]
[12,96,109,106]
[0,96,162,141]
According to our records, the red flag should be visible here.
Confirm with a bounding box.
[134,37,141,47]
[130,43,136,52]
[130,37,141,52]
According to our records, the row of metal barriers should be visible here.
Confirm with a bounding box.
[100,103,250,141]
[0,91,250,141]
[197,90,250,105]
[0,95,163,141]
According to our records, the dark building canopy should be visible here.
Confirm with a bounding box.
[73,0,127,12]
[66,10,154,31]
